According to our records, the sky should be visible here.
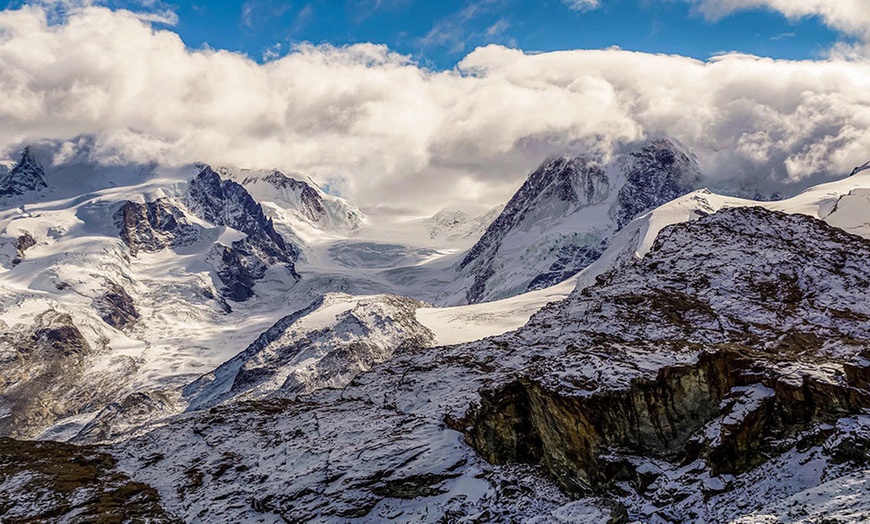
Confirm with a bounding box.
[1,0,870,214]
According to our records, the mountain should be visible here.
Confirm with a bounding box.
[217,166,365,233]
[0,147,48,198]
[455,138,700,304]
[182,293,433,411]
[0,157,312,439]
[41,203,868,523]
[2,138,870,522]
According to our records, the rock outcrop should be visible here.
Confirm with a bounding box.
[10,231,36,266]
[113,198,199,256]
[187,166,298,265]
[612,139,700,228]
[93,281,139,330]
[0,310,136,438]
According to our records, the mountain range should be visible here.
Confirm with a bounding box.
[1,139,869,523]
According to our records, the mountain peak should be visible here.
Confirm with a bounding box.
[0,146,49,197]
[612,137,701,228]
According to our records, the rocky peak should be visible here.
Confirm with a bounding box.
[0,146,49,197]
[462,155,609,271]
[612,138,701,229]
[257,170,327,223]
[187,166,298,264]
[113,198,199,256]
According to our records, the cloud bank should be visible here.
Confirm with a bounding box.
[1,5,870,213]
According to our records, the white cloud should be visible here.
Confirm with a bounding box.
[563,0,601,11]
[686,1,870,43]
[2,6,870,214]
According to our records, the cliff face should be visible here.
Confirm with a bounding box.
[461,347,870,498]
[454,207,870,517]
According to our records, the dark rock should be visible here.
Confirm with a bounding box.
[461,156,610,303]
[0,146,48,197]
[459,207,870,496]
[209,240,268,302]
[188,166,298,264]
[114,198,199,256]
[189,166,301,300]
[612,139,700,229]
[11,230,36,266]
[93,281,139,329]
[0,311,93,437]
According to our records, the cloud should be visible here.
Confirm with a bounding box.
[2,6,870,214]
[563,0,601,11]
[685,1,870,46]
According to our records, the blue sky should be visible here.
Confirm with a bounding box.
[11,0,845,69]
[1,0,866,211]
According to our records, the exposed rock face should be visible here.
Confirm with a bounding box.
[113,167,302,302]
[0,309,136,439]
[103,206,870,522]
[462,347,870,497]
[0,310,91,437]
[527,243,605,291]
[0,147,48,197]
[11,231,36,266]
[183,293,434,411]
[188,166,301,301]
[187,166,298,264]
[0,438,179,522]
[206,241,269,302]
[113,198,199,256]
[455,206,870,510]
[93,281,139,330]
[462,156,610,272]
[612,139,700,228]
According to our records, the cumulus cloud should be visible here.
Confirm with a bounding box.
[1,6,870,214]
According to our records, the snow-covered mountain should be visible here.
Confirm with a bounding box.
[2,137,870,523]
[451,138,700,304]
[0,147,48,198]
[39,193,870,523]
[218,167,365,232]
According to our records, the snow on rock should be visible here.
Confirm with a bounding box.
[451,138,701,305]
[103,205,870,522]
[183,292,434,411]
[218,166,365,231]
[0,147,48,199]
